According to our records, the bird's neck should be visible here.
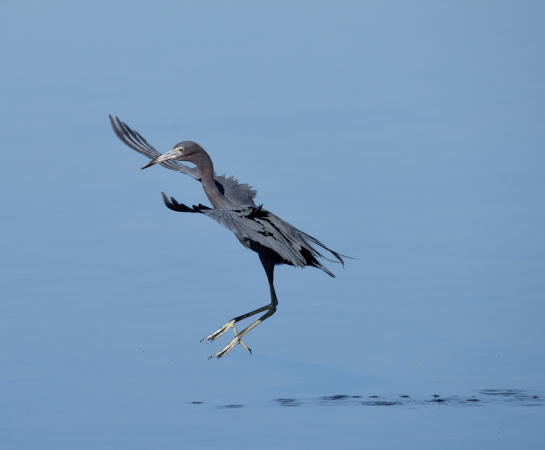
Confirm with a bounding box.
[194,151,232,209]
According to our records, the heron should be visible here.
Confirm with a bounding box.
[109,116,346,359]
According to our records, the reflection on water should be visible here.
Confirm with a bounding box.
[360,400,403,406]
[276,398,301,407]
[192,389,541,409]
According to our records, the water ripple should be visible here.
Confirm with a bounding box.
[190,389,542,409]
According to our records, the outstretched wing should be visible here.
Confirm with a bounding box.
[161,192,211,213]
[161,194,344,276]
[109,115,257,207]
[203,207,343,277]
[109,115,200,179]
[203,207,307,266]
[259,210,345,267]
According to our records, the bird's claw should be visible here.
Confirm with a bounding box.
[208,334,251,359]
[237,337,252,354]
[200,320,236,342]
[201,320,252,358]
[232,323,252,354]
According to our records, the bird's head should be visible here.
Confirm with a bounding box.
[141,141,205,169]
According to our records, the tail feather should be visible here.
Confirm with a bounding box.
[301,232,347,266]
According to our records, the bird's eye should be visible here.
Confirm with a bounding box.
[177,146,184,154]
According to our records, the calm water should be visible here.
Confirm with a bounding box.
[1,1,544,449]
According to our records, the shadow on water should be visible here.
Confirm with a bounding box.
[191,390,542,409]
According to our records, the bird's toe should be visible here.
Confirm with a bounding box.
[201,319,236,342]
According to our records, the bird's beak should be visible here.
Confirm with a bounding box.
[141,150,178,170]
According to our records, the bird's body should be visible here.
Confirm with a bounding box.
[162,197,341,277]
[110,116,345,358]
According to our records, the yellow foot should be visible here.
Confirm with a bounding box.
[201,320,252,358]
[232,324,252,353]
[200,319,236,342]
[208,334,251,359]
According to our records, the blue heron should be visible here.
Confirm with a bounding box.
[110,116,345,358]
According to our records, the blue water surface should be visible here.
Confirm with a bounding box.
[1,1,544,449]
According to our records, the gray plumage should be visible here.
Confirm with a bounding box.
[110,116,345,358]
[109,116,257,207]
[161,194,342,277]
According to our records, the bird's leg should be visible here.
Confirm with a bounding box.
[208,256,278,359]
[209,299,277,359]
